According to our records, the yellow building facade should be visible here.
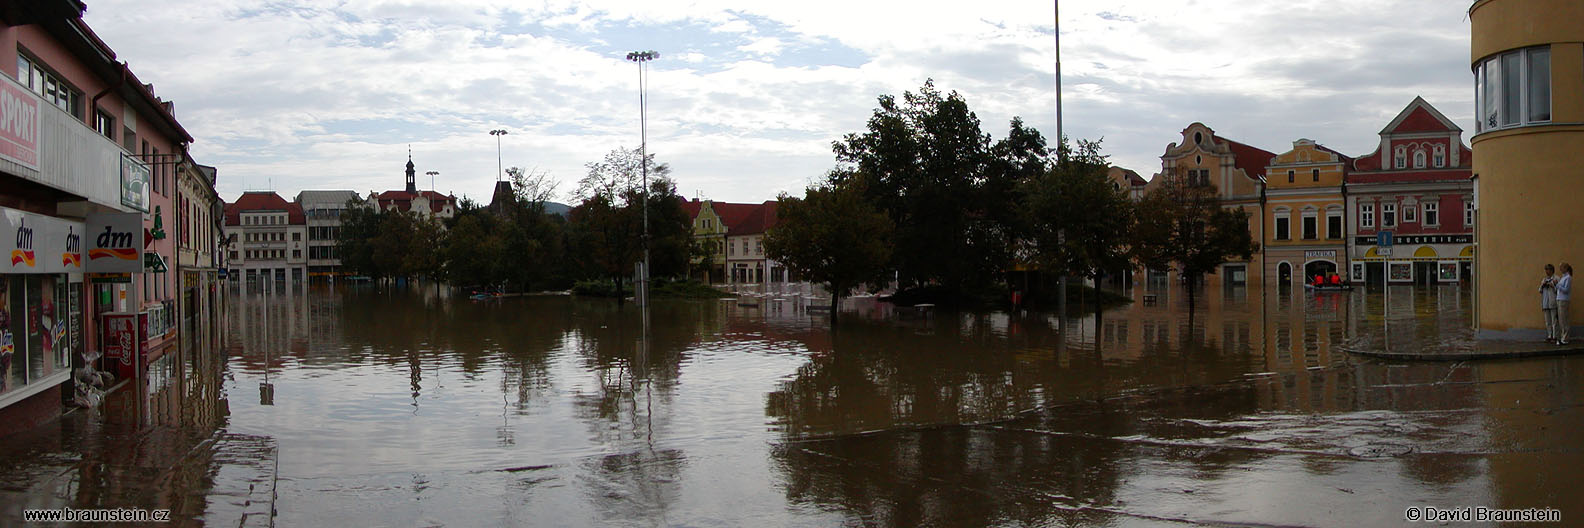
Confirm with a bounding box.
[1150,123,1276,287]
[1263,139,1349,288]
[1469,0,1584,337]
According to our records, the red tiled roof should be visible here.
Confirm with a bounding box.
[728,201,778,235]
[681,198,701,218]
[224,192,304,225]
[375,190,455,213]
[1220,137,1277,181]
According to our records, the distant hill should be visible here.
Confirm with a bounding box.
[537,201,571,217]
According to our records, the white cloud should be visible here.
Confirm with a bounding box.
[79,0,1474,204]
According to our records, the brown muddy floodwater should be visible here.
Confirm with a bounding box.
[1,282,1581,527]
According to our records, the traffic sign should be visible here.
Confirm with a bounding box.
[1377,231,1393,248]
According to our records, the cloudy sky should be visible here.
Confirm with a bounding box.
[81,0,1474,205]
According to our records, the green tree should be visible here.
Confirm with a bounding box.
[1022,138,1135,305]
[337,199,383,278]
[567,148,691,303]
[764,179,894,325]
[831,80,1047,303]
[1131,168,1258,313]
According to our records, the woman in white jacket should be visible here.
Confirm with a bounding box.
[1557,263,1573,346]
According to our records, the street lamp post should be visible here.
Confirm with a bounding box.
[489,129,508,182]
[425,171,438,192]
[627,50,658,308]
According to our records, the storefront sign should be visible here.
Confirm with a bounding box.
[1304,250,1337,259]
[0,73,41,171]
[85,213,144,274]
[1355,234,1472,246]
[120,154,150,212]
[88,273,131,284]
[1,207,85,274]
[144,253,167,273]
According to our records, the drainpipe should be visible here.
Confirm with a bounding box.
[88,61,128,131]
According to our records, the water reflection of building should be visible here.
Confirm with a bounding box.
[1469,0,1584,337]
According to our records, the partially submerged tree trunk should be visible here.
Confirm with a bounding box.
[829,284,841,326]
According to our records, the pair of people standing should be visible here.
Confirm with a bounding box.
[1540,263,1572,345]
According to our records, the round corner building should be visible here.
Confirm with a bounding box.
[1469,0,1584,338]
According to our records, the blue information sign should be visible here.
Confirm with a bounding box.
[1377,231,1393,247]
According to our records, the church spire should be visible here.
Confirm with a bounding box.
[405,145,416,193]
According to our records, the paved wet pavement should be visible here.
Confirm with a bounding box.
[0,282,1580,526]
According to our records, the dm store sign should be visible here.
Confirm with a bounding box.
[1,207,84,274]
[85,212,144,274]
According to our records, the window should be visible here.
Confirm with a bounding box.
[1413,149,1426,169]
[1311,168,1320,182]
[292,232,301,241]
[1382,203,1396,227]
[1404,205,1417,223]
[1275,213,1290,241]
[1433,145,1445,168]
[16,53,83,119]
[1287,170,1294,183]
[1424,201,1439,226]
[292,249,301,259]
[1465,201,1475,227]
[1394,147,1406,169]
[1302,214,1317,240]
[1327,213,1342,239]
[1360,203,1374,228]
[1475,46,1550,132]
[94,109,115,139]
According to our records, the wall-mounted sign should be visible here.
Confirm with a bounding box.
[1356,234,1472,246]
[1,207,85,274]
[1304,250,1337,259]
[120,154,151,212]
[0,74,41,171]
[86,212,144,273]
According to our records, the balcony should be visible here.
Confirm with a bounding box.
[0,73,145,212]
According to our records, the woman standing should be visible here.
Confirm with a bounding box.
[1557,263,1573,346]
[1540,264,1559,343]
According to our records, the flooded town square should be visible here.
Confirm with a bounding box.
[1,282,1579,526]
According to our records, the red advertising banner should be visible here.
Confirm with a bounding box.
[101,313,138,379]
[0,73,40,170]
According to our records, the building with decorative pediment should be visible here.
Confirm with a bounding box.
[1344,97,1473,286]
[1143,123,1276,287]
[1265,139,1351,287]
[365,153,457,220]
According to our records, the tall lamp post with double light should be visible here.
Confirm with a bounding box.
[425,171,438,192]
[626,50,658,307]
[489,129,508,182]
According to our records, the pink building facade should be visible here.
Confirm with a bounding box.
[0,0,197,435]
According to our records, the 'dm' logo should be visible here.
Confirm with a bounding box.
[10,218,34,267]
[89,225,137,261]
[61,226,81,267]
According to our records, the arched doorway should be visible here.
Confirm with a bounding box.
[1304,260,1337,285]
[1278,262,1292,289]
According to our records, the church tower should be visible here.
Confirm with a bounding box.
[405,147,417,193]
